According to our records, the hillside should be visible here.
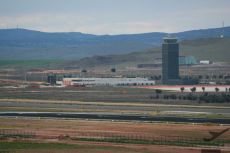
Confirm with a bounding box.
[64,37,230,68]
[0,27,230,60]
[181,38,230,62]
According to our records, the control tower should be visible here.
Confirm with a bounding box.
[162,37,180,84]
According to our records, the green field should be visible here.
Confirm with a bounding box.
[0,141,129,153]
[0,142,82,150]
[0,60,64,68]
[0,141,145,153]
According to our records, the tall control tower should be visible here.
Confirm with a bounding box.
[162,37,180,84]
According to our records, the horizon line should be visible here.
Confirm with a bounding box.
[0,25,229,36]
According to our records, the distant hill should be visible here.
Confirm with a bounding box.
[64,37,230,68]
[0,27,230,60]
[181,38,230,62]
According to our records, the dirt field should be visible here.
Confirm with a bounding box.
[0,118,229,153]
[1,118,229,139]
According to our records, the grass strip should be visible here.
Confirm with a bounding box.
[75,137,226,147]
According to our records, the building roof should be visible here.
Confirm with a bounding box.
[163,36,178,43]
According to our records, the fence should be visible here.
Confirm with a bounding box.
[70,131,225,146]
[0,129,225,146]
[0,129,36,139]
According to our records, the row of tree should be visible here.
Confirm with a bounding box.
[198,74,230,80]
[150,75,230,81]
[180,87,230,93]
[151,92,230,103]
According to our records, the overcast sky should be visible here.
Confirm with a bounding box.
[0,0,229,34]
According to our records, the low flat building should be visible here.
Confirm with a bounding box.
[200,60,212,65]
[179,56,197,65]
[62,77,155,87]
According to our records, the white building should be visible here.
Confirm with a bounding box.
[200,60,211,65]
[61,77,155,86]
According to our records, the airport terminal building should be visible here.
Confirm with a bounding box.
[60,77,155,87]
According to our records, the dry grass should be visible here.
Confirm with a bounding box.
[0,118,229,140]
[0,118,229,153]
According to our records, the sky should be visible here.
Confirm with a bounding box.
[0,0,229,34]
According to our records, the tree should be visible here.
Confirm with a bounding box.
[158,75,162,80]
[81,69,87,73]
[190,87,196,93]
[155,89,162,99]
[198,75,203,79]
[180,87,185,93]
[154,76,160,80]
[187,93,197,100]
[215,87,219,92]
[155,89,162,94]
[219,75,223,79]
[202,87,205,92]
[169,94,177,99]
[111,68,116,73]
[212,75,217,79]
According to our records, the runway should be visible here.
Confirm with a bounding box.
[0,112,230,124]
[0,101,229,115]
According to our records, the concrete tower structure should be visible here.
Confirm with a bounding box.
[162,37,180,84]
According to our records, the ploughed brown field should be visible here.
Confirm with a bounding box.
[0,118,229,153]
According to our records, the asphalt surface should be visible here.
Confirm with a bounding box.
[1,101,230,115]
[0,112,230,124]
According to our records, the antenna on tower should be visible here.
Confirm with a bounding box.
[220,21,225,38]
[166,33,171,38]
[16,24,19,32]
